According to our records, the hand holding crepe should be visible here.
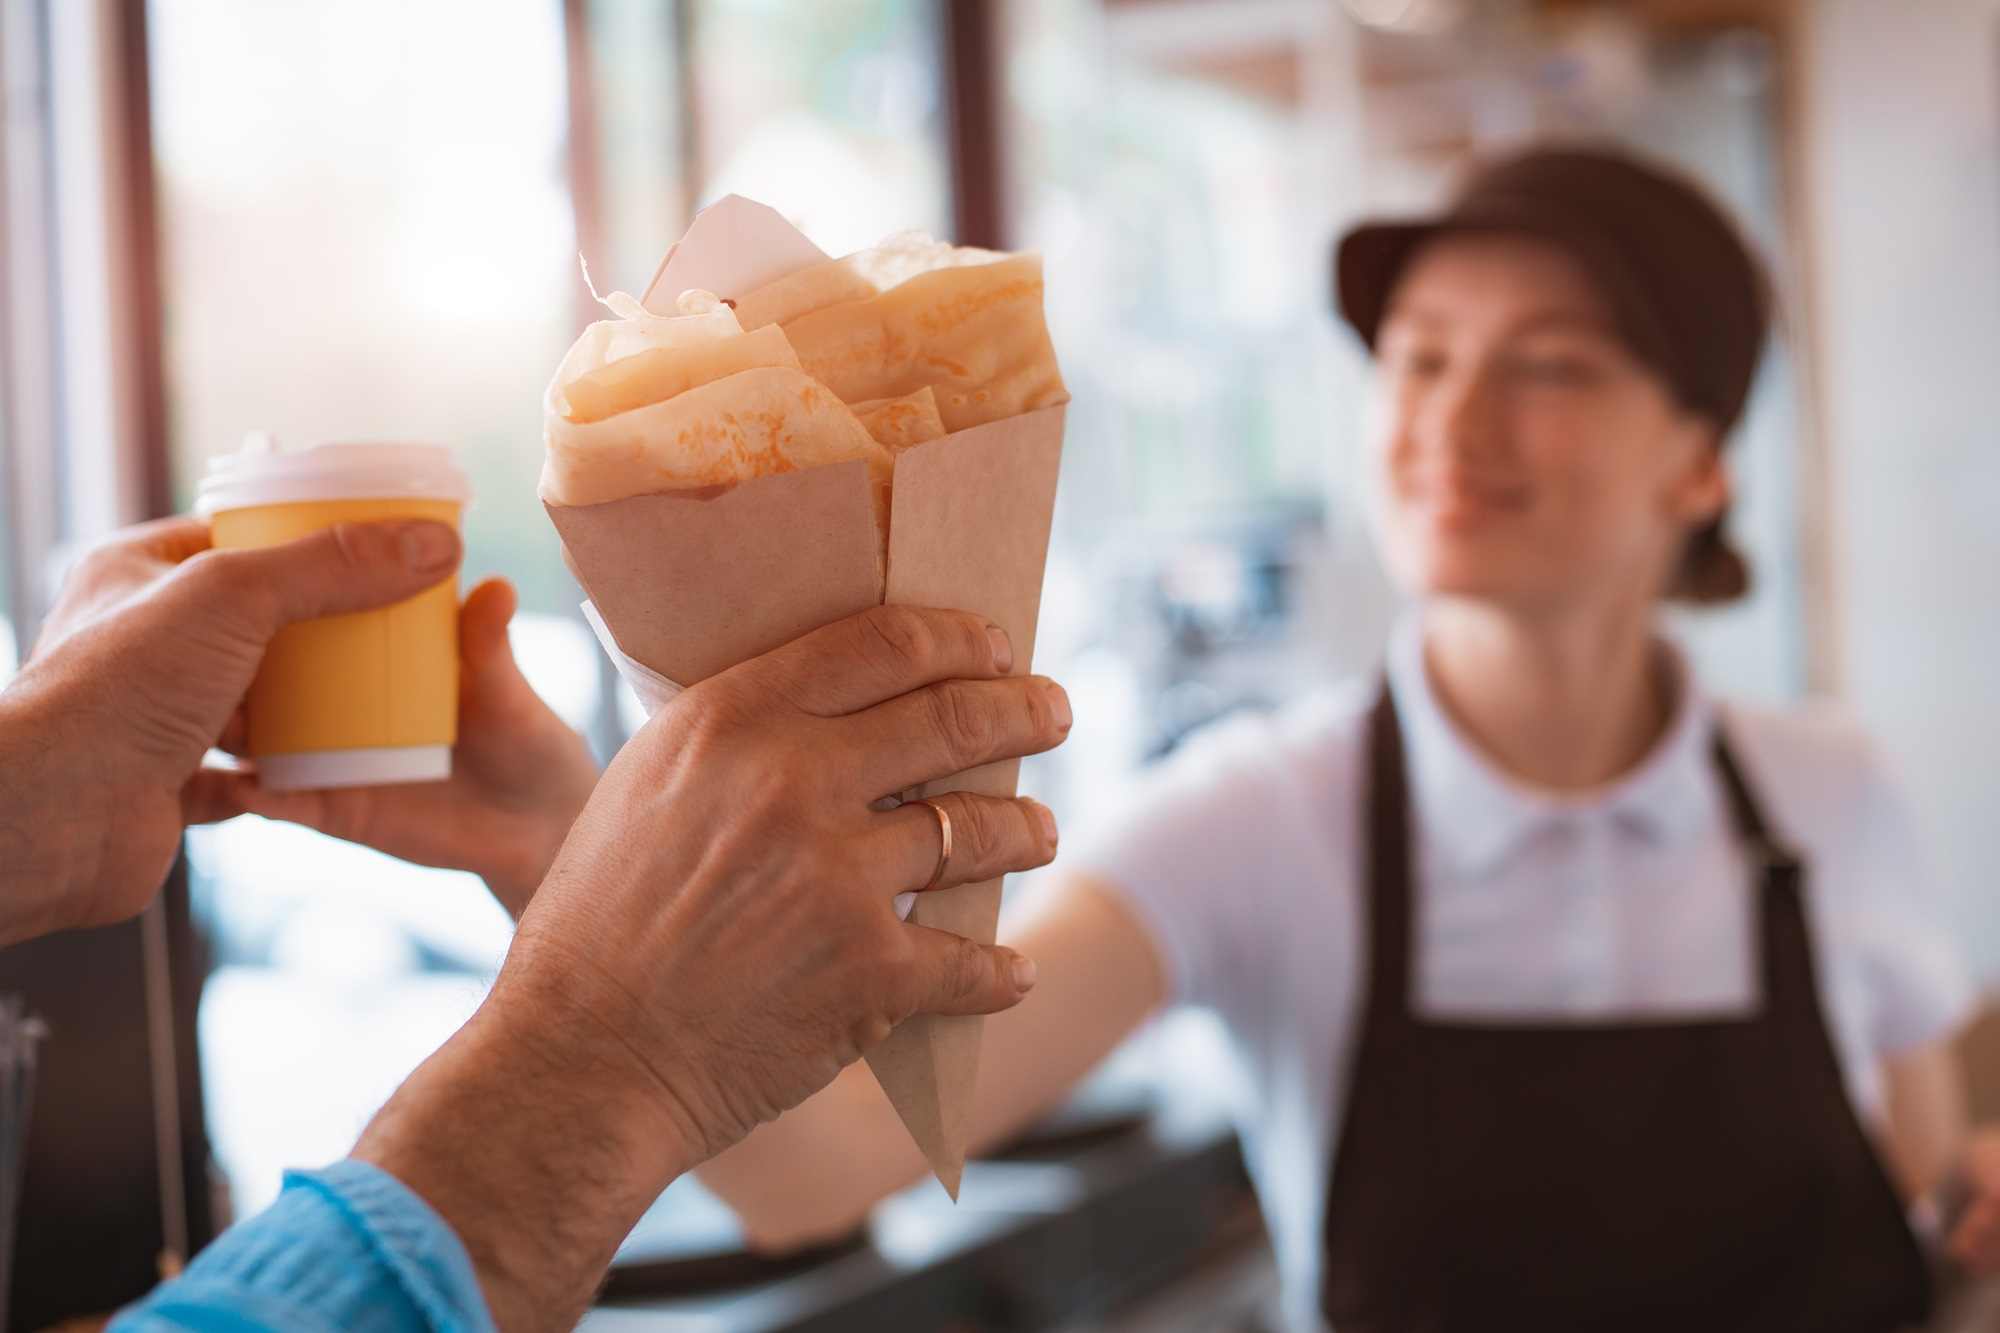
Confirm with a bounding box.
[540,200,1069,1197]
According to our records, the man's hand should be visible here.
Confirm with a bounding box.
[0,516,460,944]
[355,605,1071,1330]
[198,577,598,917]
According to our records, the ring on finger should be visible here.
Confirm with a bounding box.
[914,797,954,892]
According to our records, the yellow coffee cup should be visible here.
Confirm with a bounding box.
[197,441,473,791]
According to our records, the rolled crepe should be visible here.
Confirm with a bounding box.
[543,232,1064,512]
[853,386,949,454]
[560,323,800,426]
[541,290,889,509]
[744,253,1067,434]
[731,232,1009,331]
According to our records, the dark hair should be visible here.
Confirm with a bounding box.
[1673,517,1752,605]
[1336,143,1771,606]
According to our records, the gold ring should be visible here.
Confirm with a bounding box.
[915,797,953,893]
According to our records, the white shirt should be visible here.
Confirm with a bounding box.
[1071,622,1976,1332]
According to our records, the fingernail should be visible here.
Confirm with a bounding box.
[1011,955,1039,992]
[1028,799,1058,846]
[986,624,1014,673]
[399,522,458,574]
[1042,681,1072,731]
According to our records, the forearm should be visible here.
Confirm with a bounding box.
[702,1063,925,1249]
[353,971,697,1330]
[1884,1038,1973,1201]
[703,880,1166,1249]
[0,676,115,944]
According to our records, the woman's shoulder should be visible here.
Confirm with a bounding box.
[1712,684,1912,852]
[1712,695,1907,824]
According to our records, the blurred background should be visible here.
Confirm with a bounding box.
[1,0,1996,1327]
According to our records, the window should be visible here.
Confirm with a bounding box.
[687,0,949,255]
[0,419,15,685]
[997,0,1349,826]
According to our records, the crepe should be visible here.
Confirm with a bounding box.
[728,232,1008,331]
[546,227,1065,515]
[853,386,949,454]
[545,365,892,508]
[734,240,1068,435]
[541,292,890,510]
[560,323,800,426]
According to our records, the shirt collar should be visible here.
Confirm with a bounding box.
[1385,617,1717,877]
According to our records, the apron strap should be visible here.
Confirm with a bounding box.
[1362,680,1415,1030]
[1709,721,1821,1028]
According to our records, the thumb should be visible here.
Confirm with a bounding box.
[459,577,524,692]
[187,520,462,635]
[903,928,1038,1018]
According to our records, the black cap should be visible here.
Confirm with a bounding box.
[1335,144,1771,434]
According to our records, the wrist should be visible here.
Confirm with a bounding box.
[355,981,696,1328]
[0,674,114,942]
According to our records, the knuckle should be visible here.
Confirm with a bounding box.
[70,540,125,587]
[177,546,239,593]
[1021,678,1061,740]
[948,794,998,870]
[176,548,273,624]
[678,678,758,743]
[849,1011,895,1053]
[323,521,378,573]
[855,605,938,677]
[926,682,998,770]
[1018,802,1058,868]
[944,938,987,1001]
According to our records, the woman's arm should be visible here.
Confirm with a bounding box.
[1882,1031,2000,1279]
[1883,1037,1972,1200]
[698,875,1168,1250]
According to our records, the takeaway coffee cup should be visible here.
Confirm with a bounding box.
[196,440,471,791]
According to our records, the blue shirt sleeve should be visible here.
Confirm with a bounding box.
[109,1159,495,1333]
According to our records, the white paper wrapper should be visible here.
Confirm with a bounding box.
[581,599,684,713]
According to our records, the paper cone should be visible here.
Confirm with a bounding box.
[547,197,1067,1193]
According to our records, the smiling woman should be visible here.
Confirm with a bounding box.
[692,143,1993,1333]
[1369,236,1731,622]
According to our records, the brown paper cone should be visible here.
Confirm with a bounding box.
[549,404,1066,1194]
[546,460,883,684]
[863,402,1065,1196]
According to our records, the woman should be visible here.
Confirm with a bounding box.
[698,146,2000,1331]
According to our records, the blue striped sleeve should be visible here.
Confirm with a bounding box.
[109,1159,494,1333]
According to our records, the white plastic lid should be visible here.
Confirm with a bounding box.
[196,438,472,514]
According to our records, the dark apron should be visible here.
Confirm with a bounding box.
[1319,684,1932,1332]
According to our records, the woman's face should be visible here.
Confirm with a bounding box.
[1366,233,1727,616]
